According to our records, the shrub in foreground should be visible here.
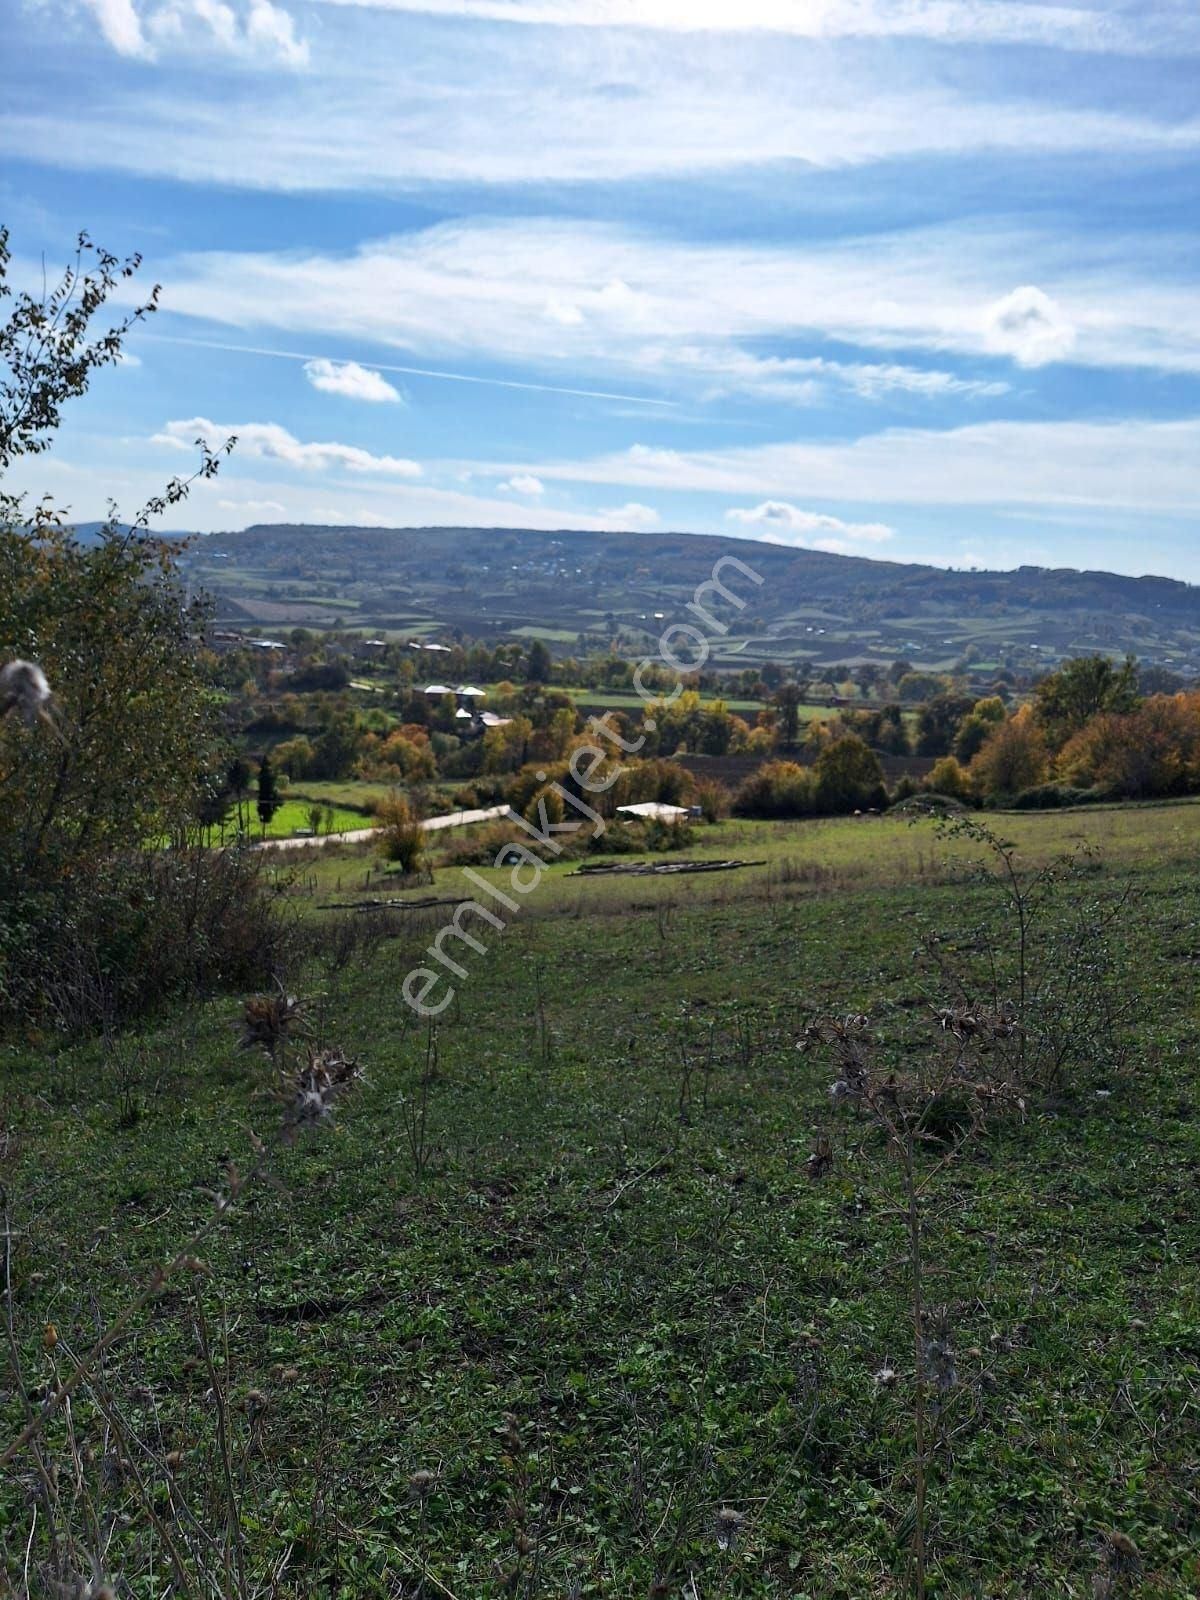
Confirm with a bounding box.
[0,845,294,1030]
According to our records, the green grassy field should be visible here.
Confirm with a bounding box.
[287,798,1200,913]
[3,803,1199,1596]
[218,797,374,841]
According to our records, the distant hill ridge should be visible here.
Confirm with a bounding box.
[176,522,1200,669]
[226,522,1198,610]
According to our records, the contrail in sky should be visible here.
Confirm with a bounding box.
[143,333,678,408]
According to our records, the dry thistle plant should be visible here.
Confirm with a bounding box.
[399,1020,439,1179]
[289,1044,362,1131]
[714,1505,746,1552]
[237,980,308,1057]
[919,814,1135,1098]
[800,1007,1028,1600]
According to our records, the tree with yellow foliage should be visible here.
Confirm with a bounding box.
[969,705,1049,800]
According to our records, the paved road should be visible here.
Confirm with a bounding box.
[257,803,512,851]
[421,803,512,832]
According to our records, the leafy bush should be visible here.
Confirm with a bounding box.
[374,792,425,871]
[733,760,816,818]
[692,777,729,821]
[890,791,966,816]
[1,846,294,1030]
[1007,781,1106,809]
[925,754,975,802]
[525,784,564,827]
[608,757,694,808]
[437,822,532,868]
[813,735,887,813]
[1055,692,1200,798]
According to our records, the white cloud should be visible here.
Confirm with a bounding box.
[14,16,1200,196]
[312,0,1199,56]
[982,285,1076,367]
[545,299,585,326]
[499,474,545,495]
[12,433,1200,578]
[218,496,286,515]
[79,0,308,65]
[677,346,1009,404]
[727,502,894,545]
[310,504,393,526]
[303,357,402,402]
[153,417,422,477]
[81,0,150,55]
[243,0,308,64]
[153,219,1200,400]
[597,501,660,528]
[517,415,1200,512]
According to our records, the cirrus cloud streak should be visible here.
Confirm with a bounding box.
[512,415,1200,513]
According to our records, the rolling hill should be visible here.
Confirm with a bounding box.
[177,523,1200,674]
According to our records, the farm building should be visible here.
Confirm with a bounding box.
[615,802,693,823]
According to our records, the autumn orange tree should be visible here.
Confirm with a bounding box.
[969,704,1049,800]
[1057,692,1200,798]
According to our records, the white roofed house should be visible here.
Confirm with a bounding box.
[616,801,691,823]
[424,684,487,707]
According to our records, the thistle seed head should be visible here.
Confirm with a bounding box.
[922,1334,958,1393]
[0,659,52,726]
[289,1045,362,1127]
[714,1506,746,1551]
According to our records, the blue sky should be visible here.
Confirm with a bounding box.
[4,0,1200,578]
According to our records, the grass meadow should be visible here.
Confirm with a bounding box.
[2,802,1198,1596]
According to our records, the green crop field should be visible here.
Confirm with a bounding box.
[3,802,1199,1596]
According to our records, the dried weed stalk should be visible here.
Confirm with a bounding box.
[800,1007,1026,1600]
